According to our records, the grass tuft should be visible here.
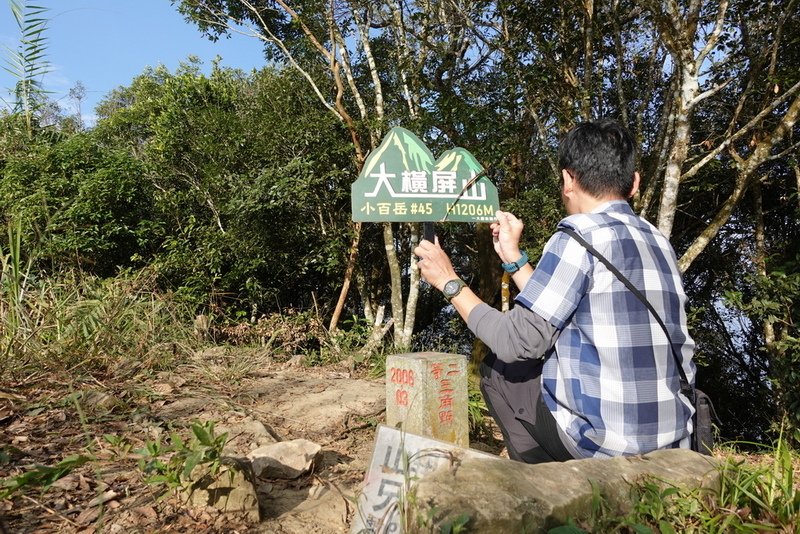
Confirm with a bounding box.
[2,263,196,383]
[560,430,800,533]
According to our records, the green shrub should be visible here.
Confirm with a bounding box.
[561,431,800,533]
[136,420,229,494]
[1,262,195,380]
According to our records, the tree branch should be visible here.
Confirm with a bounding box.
[681,79,800,182]
[611,0,628,126]
[215,0,345,124]
[273,0,332,61]
[695,0,729,69]
[764,139,800,164]
[331,21,368,121]
[352,3,384,144]
[679,91,800,271]
[687,76,734,108]
[387,0,418,118]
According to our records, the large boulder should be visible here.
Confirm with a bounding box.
[409,449,721,533]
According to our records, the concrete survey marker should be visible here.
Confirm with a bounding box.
[350,425,498,534]
[351,127,499,223]
[385,352,468,447]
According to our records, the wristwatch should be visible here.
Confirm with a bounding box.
[442,279,467,302]
[501,250,529,273]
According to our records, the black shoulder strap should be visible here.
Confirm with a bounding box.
[557,227,693,398]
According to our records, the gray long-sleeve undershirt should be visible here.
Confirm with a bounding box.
[467,303,559,363]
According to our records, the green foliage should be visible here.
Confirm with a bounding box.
[503,184,564,259]
[49,272,186,373]
[136,420,229,493]
[314,315,374,366]
[467,382,488,437]
[0,453,91,500]
[439,513,471,534]
[0,220,29,353]
[0,220,34,373]
[557,432,800,533]
[1,60,358,365]
[0,130,157,275]
[547,519,590,534]
[1,261,195,380]
[724,254,800,443]
[3,0,51,136]
[92,62,355,314]
[102,434,134,458]
[717,429,800,529]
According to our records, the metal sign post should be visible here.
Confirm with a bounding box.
[423,222,435,243]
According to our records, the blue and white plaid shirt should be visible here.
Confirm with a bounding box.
[517,200,696,458]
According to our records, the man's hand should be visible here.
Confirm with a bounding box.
[413,237,459,291]
[491,211,524,263]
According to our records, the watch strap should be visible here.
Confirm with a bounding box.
[501,250,529,273]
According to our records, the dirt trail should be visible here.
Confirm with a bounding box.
[156,369,387,533]
[2,348,506,533]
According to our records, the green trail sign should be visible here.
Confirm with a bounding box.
[351,127,499,223]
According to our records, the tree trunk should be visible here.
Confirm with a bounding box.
[354,268,382,327]
[648,0,729,237]
[657,64,697,238]
[383,223,408,348]
[581,0,594,120]
[635,83,675,217]
[795,165,800,212]
[329,222,362,333]
[752,184,776,348]
[401,223,422,347]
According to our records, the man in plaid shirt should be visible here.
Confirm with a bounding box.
[415,119,696,462]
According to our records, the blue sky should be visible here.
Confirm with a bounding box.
[1,1,267,126]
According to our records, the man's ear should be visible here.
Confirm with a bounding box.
[628,171,641,198]
[561,169,574,192]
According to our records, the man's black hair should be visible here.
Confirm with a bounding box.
[558,119,636,198]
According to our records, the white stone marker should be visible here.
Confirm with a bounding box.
[385,352,469,447]
[350,425,498,534]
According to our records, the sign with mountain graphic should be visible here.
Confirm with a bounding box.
[351,127,499,222]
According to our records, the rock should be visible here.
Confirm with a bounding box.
[351,425,500,533]
[183,457,260,523]
[282,354,305,368]
[218,417,279,455]
[248,439,322,479]
[241,419,272,439]
[152,382,174,395]
[409,449,721,533]
[78,390,121,412]
[156,397,215,420]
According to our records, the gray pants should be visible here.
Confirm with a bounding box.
[480,353,583,464]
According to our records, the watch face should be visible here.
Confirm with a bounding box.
[444,279,463,297]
